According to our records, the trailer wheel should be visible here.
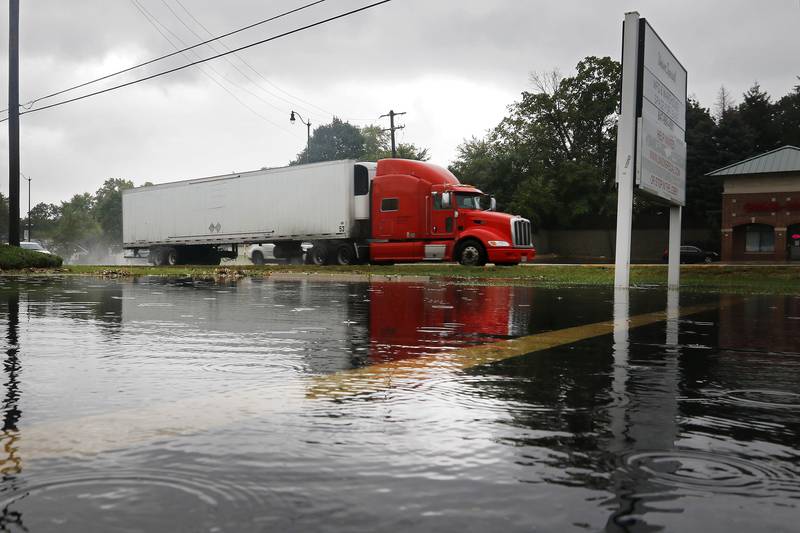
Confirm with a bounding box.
[251,251,265,265]
[456,239,487,267]
[165,248,179,266]
[335,244,355,266]
[310,244,329,266]
[151,248,167,266]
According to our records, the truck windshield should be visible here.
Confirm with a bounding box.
[455,193,484,210]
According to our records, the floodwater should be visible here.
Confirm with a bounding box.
[0,276,798,532]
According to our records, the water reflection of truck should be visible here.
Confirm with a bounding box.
[367,282,533,362]
[122,159,534,266]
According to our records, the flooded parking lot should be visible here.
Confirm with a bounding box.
[0,276,798,531]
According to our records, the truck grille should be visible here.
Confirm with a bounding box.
[512,218,532,247]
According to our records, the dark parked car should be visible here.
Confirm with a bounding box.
[662,245,719,264]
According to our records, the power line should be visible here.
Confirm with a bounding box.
[129,0,295,134]
[173,0,325,120]
[2,0,393,121]
[171,0,355,123]
[0,0,329,114]
[156,0,294,118]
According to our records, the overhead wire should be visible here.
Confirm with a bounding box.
[155,0,295,118]
[170,0,324,122]
[173,0,344,122]
[0,0,329,114]
[129,0,295,134]
[0,0,393,122]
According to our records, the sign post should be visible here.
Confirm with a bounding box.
[614,12,687,289]
[613,12,641,288]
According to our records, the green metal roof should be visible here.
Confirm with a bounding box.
[706,145,800,176]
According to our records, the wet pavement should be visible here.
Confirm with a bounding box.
[0,276,798,531]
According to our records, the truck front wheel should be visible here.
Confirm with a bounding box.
[456,239,487,267]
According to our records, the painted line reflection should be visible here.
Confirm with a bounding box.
[307,302,720,399]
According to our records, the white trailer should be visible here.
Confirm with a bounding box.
[123,160,376,265]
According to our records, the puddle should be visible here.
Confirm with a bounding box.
[0,277,797,531]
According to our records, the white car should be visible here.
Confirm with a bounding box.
[246,243,276,265]
[246,243,311,265]
[20,241,53,255]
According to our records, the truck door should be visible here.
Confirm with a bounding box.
[430,191,455,237]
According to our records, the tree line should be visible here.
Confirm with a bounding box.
[449,56,800,233]
[0,178,136,259]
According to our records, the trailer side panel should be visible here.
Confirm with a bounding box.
[123,160,355,247]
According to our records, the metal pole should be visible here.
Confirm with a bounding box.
[306,121,311,164]
[667,205,682,289]
[613,12,640,288]
[26,176,30,241]
[380,110,405,159]
[8,0,20,247]
[389,110,396,158]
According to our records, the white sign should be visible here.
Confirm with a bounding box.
[637,100,687,205]
[635,22,687,206]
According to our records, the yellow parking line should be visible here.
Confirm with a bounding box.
[306,303,720,399]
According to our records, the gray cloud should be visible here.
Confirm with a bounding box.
[0,0,797,205]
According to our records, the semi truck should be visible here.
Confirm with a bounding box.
[122,159,535,266]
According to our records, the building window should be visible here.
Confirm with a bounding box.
[381,198,399,212]
[745,224,775,252]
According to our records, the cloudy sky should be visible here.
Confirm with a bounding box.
[0,0,798,206]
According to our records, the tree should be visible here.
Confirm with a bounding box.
[291,119,430,165]
[714,85,736,121]
[290,117,364,165]
[713,105,755,167]
[51,193,101,257]
[360,125,390,161]
[776,80,800,148]
[25,202,60,242]
[450,56,621,228]
[394,143,430,161]
[684,99,722,227]
[94,178,134,247]
[739,83,780,153]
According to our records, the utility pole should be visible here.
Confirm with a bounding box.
[380,110,405,158]
[8,0,20,246]
[23,174,31,241]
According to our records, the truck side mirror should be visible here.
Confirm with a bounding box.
[441,192,452,209]
[489,197,497,211]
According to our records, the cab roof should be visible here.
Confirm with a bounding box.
[376,159,460,186]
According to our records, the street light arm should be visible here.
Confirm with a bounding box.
[290,110,310,127]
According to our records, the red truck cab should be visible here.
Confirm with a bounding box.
[369,159,535,265]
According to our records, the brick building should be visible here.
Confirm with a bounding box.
[707,146,800,262]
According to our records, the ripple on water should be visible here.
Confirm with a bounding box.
[622,449,800,497]
[0,467,276,531]
[723,389,800,409]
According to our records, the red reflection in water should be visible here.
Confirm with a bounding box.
[368,283,532,363]
[719,294,800,353]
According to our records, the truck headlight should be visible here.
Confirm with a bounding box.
[488,240,510,247]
